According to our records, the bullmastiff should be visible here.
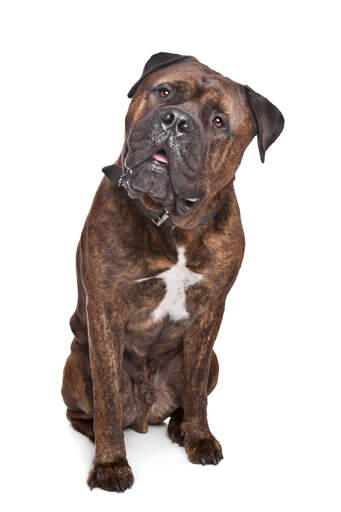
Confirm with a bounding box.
[62,52,284,492]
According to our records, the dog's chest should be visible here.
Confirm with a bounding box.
[136,246,203,322]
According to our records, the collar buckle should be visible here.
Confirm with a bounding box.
[151,211,170,227]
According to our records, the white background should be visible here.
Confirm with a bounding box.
[1,1,340,510]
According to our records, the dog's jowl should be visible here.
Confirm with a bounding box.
[62,53,284,492]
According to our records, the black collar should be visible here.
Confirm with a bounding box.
[102,163,232,228]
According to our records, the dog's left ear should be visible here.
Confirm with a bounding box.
[128,52,191,98]
[244,86,284,163]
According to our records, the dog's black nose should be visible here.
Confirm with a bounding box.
[159,108,195,135]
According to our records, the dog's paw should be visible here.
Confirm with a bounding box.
[168,408,185,446]
[87,458,134,492]
[186,435,223,465]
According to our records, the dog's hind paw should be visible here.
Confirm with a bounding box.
[87,458,134,492]
[168,408,185,446]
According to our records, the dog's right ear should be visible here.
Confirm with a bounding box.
[244,86,284,163]
[127,52,191,98]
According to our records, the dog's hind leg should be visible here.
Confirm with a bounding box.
[62,242,95,440]
[66,409,94,442]
[62,337,94,442]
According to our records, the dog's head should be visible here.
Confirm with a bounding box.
[121,53,284,229]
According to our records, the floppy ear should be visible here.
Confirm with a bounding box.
[127,52,191,98]
[244,86,284,163]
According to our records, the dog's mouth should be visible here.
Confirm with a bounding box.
[152,149,168,165]
[123,148,202,216]
[175,195,202,215]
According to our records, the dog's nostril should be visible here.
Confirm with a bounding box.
[162,112,175,125]
[178,119,189,133]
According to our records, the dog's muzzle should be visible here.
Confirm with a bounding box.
[124,107,204,216]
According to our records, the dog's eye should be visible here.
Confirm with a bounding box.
[158,88,170,99]
[212,116,225,128]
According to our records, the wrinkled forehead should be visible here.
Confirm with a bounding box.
[138,59,251,130]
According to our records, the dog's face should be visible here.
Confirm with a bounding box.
[121,56,284,228]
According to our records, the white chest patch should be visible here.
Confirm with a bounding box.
[137,246,203,322]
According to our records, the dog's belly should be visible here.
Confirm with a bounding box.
[122,307,188,431]
[121,352,184,432]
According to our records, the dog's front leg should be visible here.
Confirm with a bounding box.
[181,303,225,465]
[86,300,134,492]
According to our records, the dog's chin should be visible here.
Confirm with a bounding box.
[125,154,202,217]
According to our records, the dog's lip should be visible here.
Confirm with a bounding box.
[125,148,169,170]
[124,148,203,217]
[128,184,202,217]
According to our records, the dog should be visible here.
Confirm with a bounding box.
[62,52,284,492]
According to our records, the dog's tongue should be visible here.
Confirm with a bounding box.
[152,153,168,164]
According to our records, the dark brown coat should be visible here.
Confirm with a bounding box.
[62,56,284,492]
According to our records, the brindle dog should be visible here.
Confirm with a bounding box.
[62,53,284,492]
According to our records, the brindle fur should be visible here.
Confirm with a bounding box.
[62,57,284,492]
